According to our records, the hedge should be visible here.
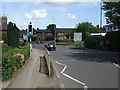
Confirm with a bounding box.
[84,35,104,49]
[105,31,120,51]
[2,45,30,81]
[2,34,8,43]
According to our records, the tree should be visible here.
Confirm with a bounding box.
[47,24,56,36]
[102,2,120,30]
[66,30,74,39]
[74,22,99,40]
[45,35,54,41]
[7,22,20,47]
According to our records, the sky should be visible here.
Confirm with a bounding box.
[1,1,107,30]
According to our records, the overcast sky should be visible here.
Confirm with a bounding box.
[1,1,106,30]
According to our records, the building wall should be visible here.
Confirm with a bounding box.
[38,32,52,40]
[0,16,8,35]
[57,32,67,40]
[0,16,7,30]
[0,30,7,34]
[36,28,73,41]
[105,25,119,32]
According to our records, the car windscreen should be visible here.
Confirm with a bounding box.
[48,42,55,45]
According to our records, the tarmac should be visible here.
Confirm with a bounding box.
[2,48,61,89]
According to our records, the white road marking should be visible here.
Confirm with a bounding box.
[55,61,88,90]
[113,63,120,68]
[84,86,88,90]
[63,73,86,86]
[56,61,66,66]
[61,66,67,74]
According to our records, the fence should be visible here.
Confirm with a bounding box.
[43,47,51,76]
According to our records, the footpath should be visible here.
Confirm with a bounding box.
[2,48,60,88]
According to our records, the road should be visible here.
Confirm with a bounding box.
[33,43,120,89]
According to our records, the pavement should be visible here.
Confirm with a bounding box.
[2,48,61,89]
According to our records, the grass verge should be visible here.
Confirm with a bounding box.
[56,41,85,49]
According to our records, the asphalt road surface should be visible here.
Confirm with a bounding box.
[33,44,120,89]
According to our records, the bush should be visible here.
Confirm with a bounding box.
[105,31,120,51]
[2,45,30,81]
[84,35,104,49]
[2,34,8,43]
[31,35,37,41]
[84,36,98,49]
[56,39,59,42]
[2,56,16,80]
[2,44,13,54]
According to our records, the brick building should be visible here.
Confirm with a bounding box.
[36,29,52,40]
[0,16,7,34]
[35,28,74,41]
[56,28,73,41]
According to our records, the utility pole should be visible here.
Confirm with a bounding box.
[100,1,103,49]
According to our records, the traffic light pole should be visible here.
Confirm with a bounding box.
[28,22,33,55]
[29,35,32,56]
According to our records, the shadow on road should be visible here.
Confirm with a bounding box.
[67,49,120,64]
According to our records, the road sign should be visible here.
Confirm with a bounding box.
[74,33,82,42]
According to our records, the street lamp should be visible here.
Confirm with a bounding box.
[100,0,103,49]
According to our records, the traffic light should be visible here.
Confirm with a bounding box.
[28,22,32,35]
[28,24,32,32]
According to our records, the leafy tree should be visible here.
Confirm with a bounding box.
[45,35,54,41]
[66,30,74,39]
[47,24,56,36]
[7,22,20,47]
[66,22,99,41]
[74,22,99,40]
[102,2,120,30]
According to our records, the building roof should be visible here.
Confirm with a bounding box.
[20,30,27,35]
[1,16,7,19]
[56,28,74,32]
[36,29,51,33]
[35,28,74,33]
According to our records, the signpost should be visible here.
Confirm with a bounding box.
[74,33,82,42]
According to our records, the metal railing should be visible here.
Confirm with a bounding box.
[43,47,51,76]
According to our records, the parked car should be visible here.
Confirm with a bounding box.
[44,42,56,51]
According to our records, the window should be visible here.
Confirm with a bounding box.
[58,37,63,40]
[58,33,60,35]
[58,33,64,35]
[61,33,63,35]
[64,37,66,39]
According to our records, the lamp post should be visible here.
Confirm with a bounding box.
[100,1,103,49]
